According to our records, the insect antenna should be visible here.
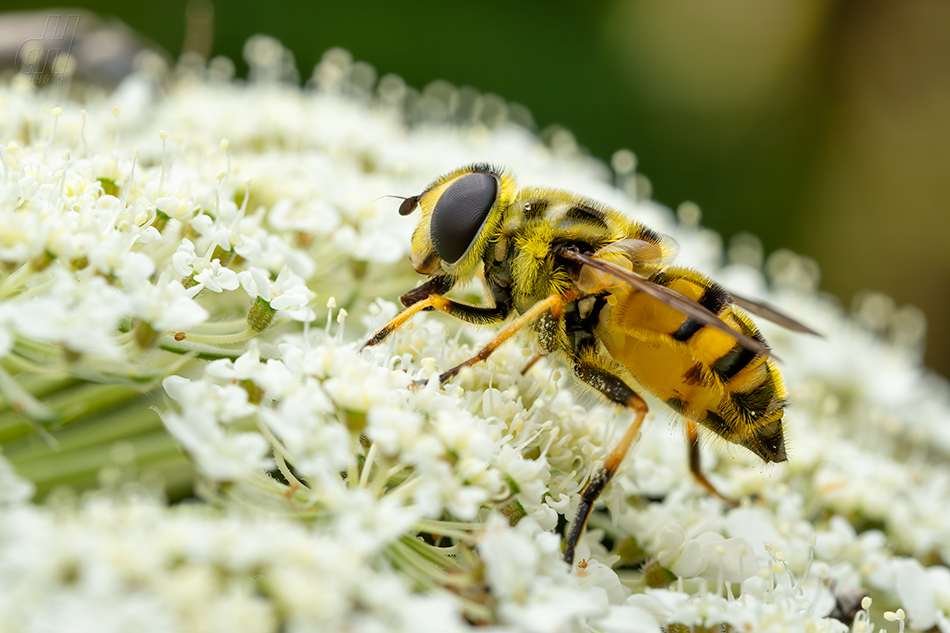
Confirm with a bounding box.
[371,194,421,216]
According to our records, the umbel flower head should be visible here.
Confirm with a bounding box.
[1,36,950,632]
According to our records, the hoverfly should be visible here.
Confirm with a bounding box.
[363,163,817,566]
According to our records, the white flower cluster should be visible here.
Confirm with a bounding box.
[0,490,475,633]
[2,37,950,632]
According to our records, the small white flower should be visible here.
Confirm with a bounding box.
[894,557,949,631]
[259,391,354,477]
[479,515,610,632]
[161,407,271,481]
[365,404,423,457]
[193,260,238,293]
[575,557,630,605]
[9,271,131,358]
[191,212,234,252]
[695,533,759,584]
[162,375,255,423]
[238,266,315,321]
[172,238,239,292]
[132,274,209,332]
[655,524,706,578]
[172,238,198,276]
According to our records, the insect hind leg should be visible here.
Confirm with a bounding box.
[685,419,739,507]
[564,362,648,567]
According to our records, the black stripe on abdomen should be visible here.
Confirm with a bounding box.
[730,367,781,415]
[670,317,703,342]
[670,286,730,342]
[701,410,734,440]
[665,396,687,414]
[711,343,758,382]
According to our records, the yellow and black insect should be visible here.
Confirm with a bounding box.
[363,163,817,566]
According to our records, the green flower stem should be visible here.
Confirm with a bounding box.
[158,338,252,361]
[346,433,362,490]
[359,441,379,488]
[0,364,57,425]
[0,261,34,300]
[389,537,477,590]
[18,432,187,496]
[48,383,146,424]
[271,451,309,500]
[385,539,449,589]
[4,395,191,498]
[253,414,304,488]
[4,395,161,461]
[189,317,250,332]
[204,474,319,519]
[0,351,58,376]
[383,540,494,624]
[398,533,467,572]
[0,383,144,441]
[133,321,160,349]
[415,518,487,538]
[152,210,170,233]
[369,460,404,498]
[0,372,81,410]
[383,472,425,506]
[218,480,327,521]
[177,328,257,345]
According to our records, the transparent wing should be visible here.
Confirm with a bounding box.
[575,238,674,294]
[558,248,775,359]
[728,291,822,336]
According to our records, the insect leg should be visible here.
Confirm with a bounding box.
[399,275,454,308]
[361,295,509,349]
[564,363,648,567]
[520,352,546,375]
[433,294,564,383]
[685,419,739,507]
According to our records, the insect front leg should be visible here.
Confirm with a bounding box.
[399,275,454,308]
[361,295,509,349]
[564,361,648,568]
[685,419,739,507]
[429,293,564,385]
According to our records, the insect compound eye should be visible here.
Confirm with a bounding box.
[429,172,498,264]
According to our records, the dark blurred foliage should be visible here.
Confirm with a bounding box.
[3,0,950,378]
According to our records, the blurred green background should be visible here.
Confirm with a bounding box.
[5,0,950,378]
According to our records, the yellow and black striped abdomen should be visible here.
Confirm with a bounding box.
[595,266,788,463]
